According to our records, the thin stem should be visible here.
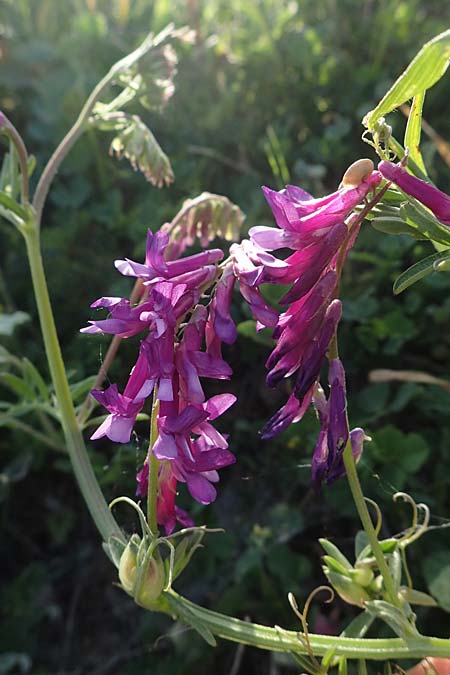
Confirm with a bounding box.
[147,391,160,535]
[166,590,450,660]
[23,226,123,543]
[2,117,30,202]
[342,441,400,607]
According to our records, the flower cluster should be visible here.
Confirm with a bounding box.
[84,158,391,527]
[82,229,237,533]
[230,161,381,486]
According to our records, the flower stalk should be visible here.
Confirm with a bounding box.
[147,391,160,535]
[342,440,400,608]
[23,225,123,543]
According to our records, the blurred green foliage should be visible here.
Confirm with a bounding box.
[1,0,450,673]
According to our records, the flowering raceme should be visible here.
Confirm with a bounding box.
[230,161,381,485]
[82,229,237,533]
[83,159,384,528]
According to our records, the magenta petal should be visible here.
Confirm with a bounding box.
[204,393,237,419]
[191,352,233,379]
[92,414,134,443]
[378,160,450,226]
[249,226,302,251]
[153,431,179,459]
[186,473,217,504]
[163,405,209,434]
[90,415,113,440]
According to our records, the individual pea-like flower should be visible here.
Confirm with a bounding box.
[378,160,450,227]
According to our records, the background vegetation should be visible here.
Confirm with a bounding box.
[1,1,450,673]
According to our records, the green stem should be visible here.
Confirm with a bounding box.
[147,392,160,535]
[342,441,400,607]
[23,226,123,543]
[166,590,450,660]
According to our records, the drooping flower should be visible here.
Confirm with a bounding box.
[378,160,450,227]
[249,166,379,485]
[115,228,224,284]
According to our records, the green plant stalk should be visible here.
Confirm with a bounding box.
[147,392,160,535]
[23,225,124,543]
[342,441,400,607]
[166,590,450,659]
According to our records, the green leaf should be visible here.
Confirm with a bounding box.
[340,611,375,639]
[69,375,96,403]
[371,216,423,239]
[424,552,450,613]
[174,602,217,646]
[319,538,352,569]
[355,531,369,559]
[0,191,28,219]
[170,529,206,582]
[365,600,418,638]
[0,373,35,400]
[393,248,450,294]
[400,201,450,247]
[21,358,50,402]
[364,30,450,129]
[323,555,349,576]
[404,92,426,174]
[399,587,437,607]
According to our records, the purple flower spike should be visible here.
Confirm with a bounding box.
[378,160,450,226]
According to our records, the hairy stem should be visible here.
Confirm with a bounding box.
[342,441,400,607]
[24,226,123,543]
[166,591,450,659]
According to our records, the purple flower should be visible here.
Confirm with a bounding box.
[208,265,238,345]
[378,160,450,226]
[90,383,151,443]
[250,172,381,251]
[260,385,315,439]
[230,242,280,329]
[115,229,224,282]
[311,360,368,488]
[80,297,154,338]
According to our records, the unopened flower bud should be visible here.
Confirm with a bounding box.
[134,549,166,609]
[349,566,374,588]
[118,540,138,593]
[369,574,384,594]
[325,570,371,607]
